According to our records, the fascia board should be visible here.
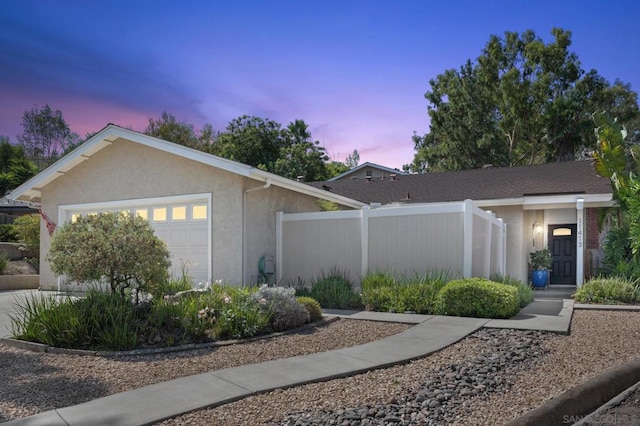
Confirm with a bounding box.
[250,169,366,209]
[9,125,254,202]
[9,125,119,202]
[473,198,525,208]
[472,194,614,210]
[522,193,614,210]
[327,162,408,181]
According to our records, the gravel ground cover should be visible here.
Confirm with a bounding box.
[580,383,640,426]
[157,310,640,425]
[0,319,410,422]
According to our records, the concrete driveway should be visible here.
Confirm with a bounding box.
[0,290,38,338]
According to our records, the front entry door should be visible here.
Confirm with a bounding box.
[549,224,577,285]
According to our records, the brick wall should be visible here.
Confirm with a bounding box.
[586,208,600,249]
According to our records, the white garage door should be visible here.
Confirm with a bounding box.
[63,194,211,284]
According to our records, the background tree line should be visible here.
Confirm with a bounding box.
[4,27,638,194]
[0,107,362,197]
[407,28,640,172]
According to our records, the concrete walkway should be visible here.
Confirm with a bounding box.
[2,292,575,426]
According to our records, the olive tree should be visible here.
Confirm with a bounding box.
[12,213,40,262]
[47,212,171,298]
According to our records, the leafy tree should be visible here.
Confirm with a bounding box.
[273,120,330,181]
[17,105,79,170]
[593,112,640,277]
[145,111,221,153]
[211,115,286,170]
[145,111,200,148]
[326,160,350,178]
[0,138,38,197]
[47,212,171,298]
[13,214,40,261]
[145,113,341,181]
[345,149,360,169]
[410,28,639,172]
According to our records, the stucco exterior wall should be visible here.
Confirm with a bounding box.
[243,185,327,284]
[546,208,576,225]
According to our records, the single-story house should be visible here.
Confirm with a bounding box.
[328,162,409,181]
[309,161,615,286]
[9,123,615,290]
[9,124,365,291]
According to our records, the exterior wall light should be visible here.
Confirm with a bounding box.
[532,221,543,246]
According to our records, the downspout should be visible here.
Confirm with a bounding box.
[242,179,272,284]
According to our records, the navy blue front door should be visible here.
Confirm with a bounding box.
[549,224,577,285]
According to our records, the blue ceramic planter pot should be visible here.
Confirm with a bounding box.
[531,270,548,288]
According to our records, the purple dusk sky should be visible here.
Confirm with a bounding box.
[1,1,639,169]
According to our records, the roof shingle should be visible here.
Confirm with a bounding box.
[309,161,612,204]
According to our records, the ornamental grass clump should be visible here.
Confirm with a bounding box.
[308,267,362,309]
[434,278,519,319]
[252,285,309,331]
[574,276,640,304]
[360,270,449,314]
[10,290,141,350]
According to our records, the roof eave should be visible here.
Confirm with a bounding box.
[8,124,366,210]
[327,162,408,181]
[251,170,366,209]
[473,193,614,209]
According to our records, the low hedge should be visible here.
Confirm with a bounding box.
[297,296,323,322]
[433,278,519,319]
[360,271,447,314]
[574,276,639,304]
[493,274,534,308]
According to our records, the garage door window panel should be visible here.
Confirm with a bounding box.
[153,207,167,222]
[192,205,207,220]
[172,206,187,221]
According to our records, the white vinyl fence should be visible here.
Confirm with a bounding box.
[276,199,506,286]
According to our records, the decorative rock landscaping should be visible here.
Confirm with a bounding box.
[280,329,550,425]
[163,310,640,426]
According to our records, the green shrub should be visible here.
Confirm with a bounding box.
[13,214,39,260]
[0,251,7,274]
[11,281,325,351]
[174,285,270,340]
[493,274,534,308]
[145,298,189,346]
[360,270,449,314]
[434,278,520,319]
[601,225,640,279]
[252,285,308,331]
[297,296,323,322]
[212,292,270,339]
[10,290,141,350]
[47,212,171,298]
[574,276,639,304]
[0,224,17,242]
[290,277,312,298]
[309,267,362,309]
[148,266,193,300]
